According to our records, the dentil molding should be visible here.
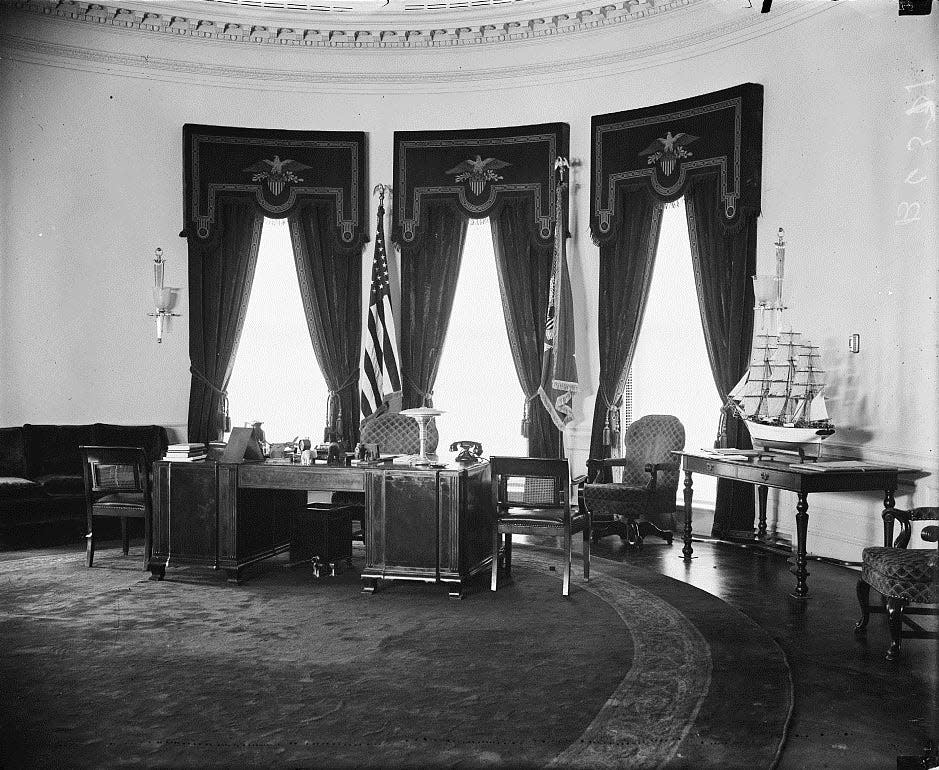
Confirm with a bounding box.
[0,1,839,92]
[7,0,715,49]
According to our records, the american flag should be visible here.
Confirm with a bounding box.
[360,199,401,418]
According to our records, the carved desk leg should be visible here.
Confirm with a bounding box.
[757,485,768,541]
[789,492,810,598]
[682,471,694,561]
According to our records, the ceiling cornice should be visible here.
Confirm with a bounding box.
[0,0,841,93]
[7,0,710,49]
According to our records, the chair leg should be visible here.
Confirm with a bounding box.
[504,534,512,576]
[637,519,674,546]
[582,524,591,582]
[855,579,871,632]
[562,528,572,596]
[143,513,152,571]
[491,528,500,592]
[86,528,95,568]
[121,517,129,556]
[625,519,641,548]
[885,597,907,661]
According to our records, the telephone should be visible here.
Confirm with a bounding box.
[450,440,483,463]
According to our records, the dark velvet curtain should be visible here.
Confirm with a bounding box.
[685,173,757,538]
[490,197,563,458]
[400,200,469,409]
[588,187,664,465]
[187,197,264,443]
[289,200,363,449]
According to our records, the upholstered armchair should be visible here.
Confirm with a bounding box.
[855,506,939,660]
[581,414,685,547]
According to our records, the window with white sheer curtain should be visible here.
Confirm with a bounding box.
[433,218,527,458]
[227,217,329,446]
[628,198,720,505]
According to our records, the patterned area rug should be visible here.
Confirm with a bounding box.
[0,545,791,768]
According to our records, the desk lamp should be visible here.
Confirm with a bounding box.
[400,407,445,466]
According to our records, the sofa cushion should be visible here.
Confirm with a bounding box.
[23,424,96,478]
[0,427,27,478]
[0,477,41,499]
[34,473,85,496]
[93,424,169,464]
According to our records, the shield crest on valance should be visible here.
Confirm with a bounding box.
[183,124,368,252]
[392,123,569,249]
[591,83,763,243]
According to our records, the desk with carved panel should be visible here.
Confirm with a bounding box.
[675,451,900,599]
[149,460,494,595]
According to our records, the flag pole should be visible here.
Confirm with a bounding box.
[555,157,569,458]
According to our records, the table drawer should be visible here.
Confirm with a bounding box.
[734,465,796,488]
[683,456,740,478]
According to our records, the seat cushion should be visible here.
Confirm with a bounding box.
[0,477,42,499]
[34,473,85,495]
[582,483,654,519]
[498,509,587,530]
[861,546,939,603]
[92,492,147,515]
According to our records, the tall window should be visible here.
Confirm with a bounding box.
[629,198,720,506]
[433,218,527,456]
[227,218,329,446]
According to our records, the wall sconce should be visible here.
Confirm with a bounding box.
[147,247,180,343]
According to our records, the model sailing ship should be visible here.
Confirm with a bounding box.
[728,228,835,455]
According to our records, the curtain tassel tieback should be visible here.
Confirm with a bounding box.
[324,369,360,444]
[521,394,539,438]
[603,403,621,450]
[190,365,230,433]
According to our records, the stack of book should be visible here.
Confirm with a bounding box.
[164,443,207,462]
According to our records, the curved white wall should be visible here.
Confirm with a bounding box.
[1,0,936,558]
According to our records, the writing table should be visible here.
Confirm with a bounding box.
[675,451,899,598]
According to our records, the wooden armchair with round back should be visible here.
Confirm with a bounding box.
[855,506,939,661]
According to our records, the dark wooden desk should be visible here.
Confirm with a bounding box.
[361,461,494,599]
[675,451,899,598]
[150,460,494,595]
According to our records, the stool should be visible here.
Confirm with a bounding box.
[289,503,355,577]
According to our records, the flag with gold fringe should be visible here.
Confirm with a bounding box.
[537,158,578,430]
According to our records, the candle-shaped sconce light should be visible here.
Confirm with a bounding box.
[147,247,180,343]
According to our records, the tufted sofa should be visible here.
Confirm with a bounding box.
[0,423,168,534]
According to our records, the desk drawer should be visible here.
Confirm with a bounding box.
[734,465,796,488]
[684,456,740,478]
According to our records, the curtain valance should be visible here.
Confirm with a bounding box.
[182,124,368,253]
[391,123,569,250]
[590,83,763,242]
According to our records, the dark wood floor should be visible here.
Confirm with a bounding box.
[582,532,939,769]
[3,524,936,768]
